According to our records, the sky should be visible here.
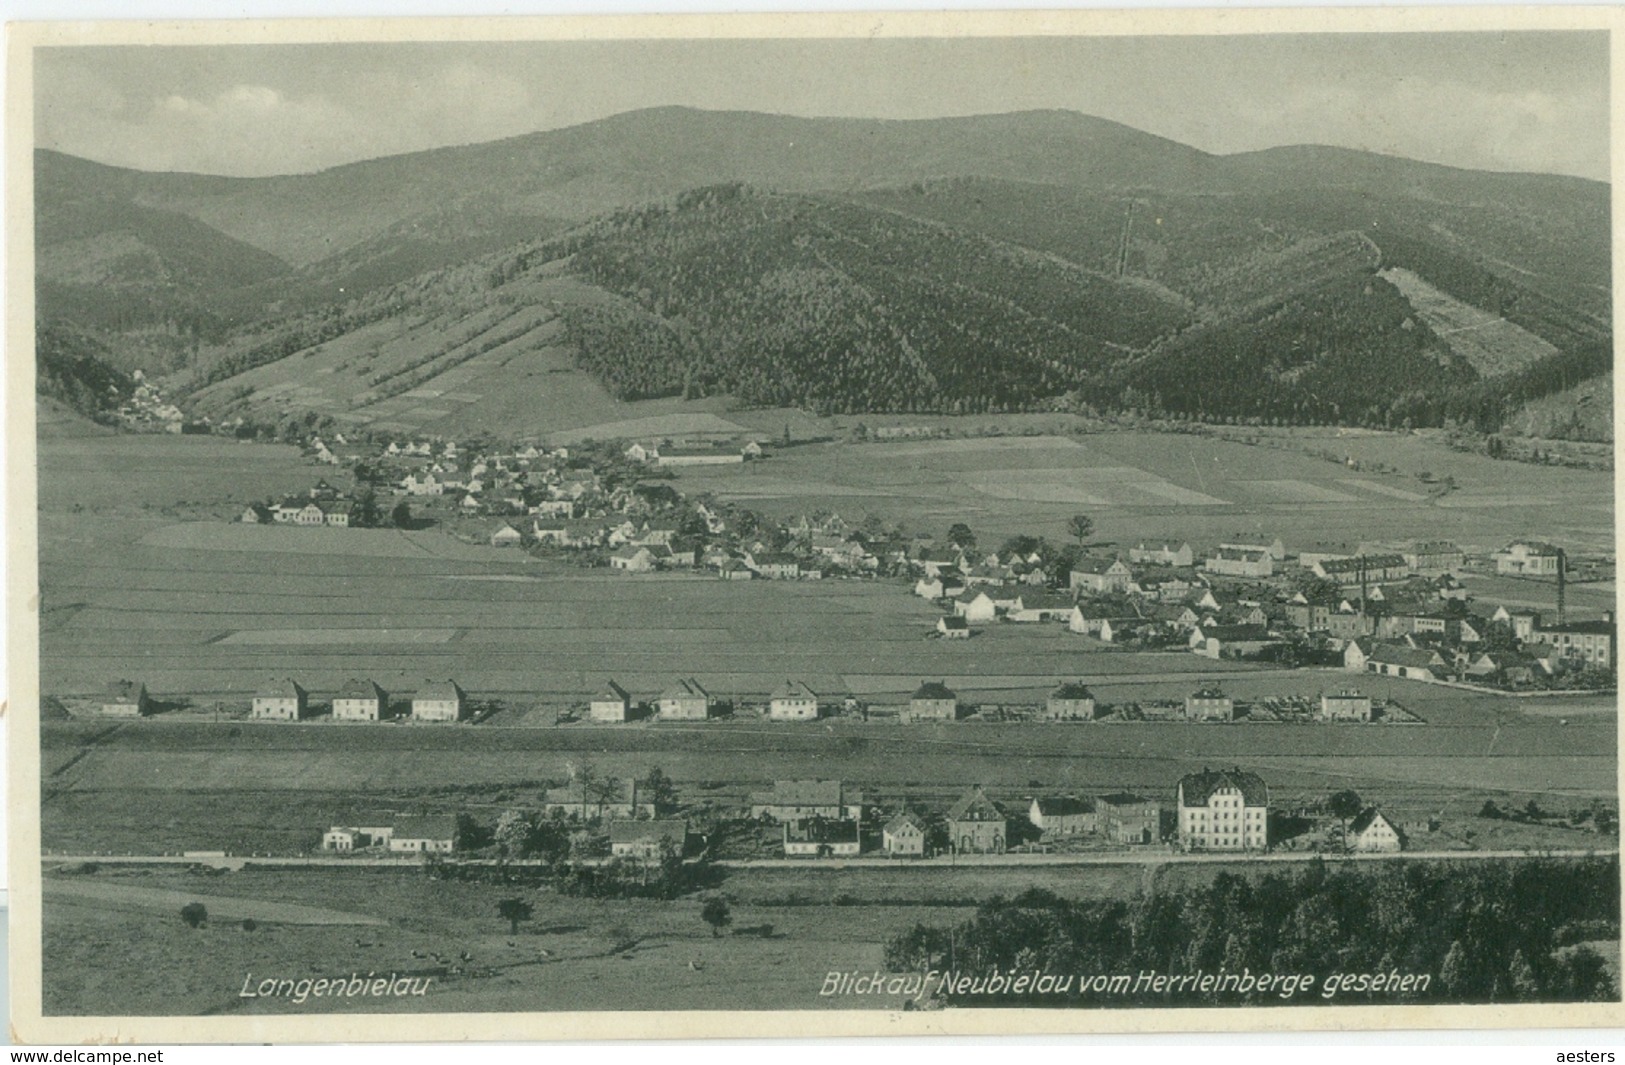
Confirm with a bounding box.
[33,31,1611,180]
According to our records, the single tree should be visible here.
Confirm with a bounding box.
[1067,514,1095,546]
[701,897,732,938]
[643,767,678,811]
[391,501,413,529]
[946,523,977,552]
[497,898,533,935]
[180,902,208,928]
[1327,790,1364,850]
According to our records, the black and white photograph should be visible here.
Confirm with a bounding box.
[9,8,1623,1042]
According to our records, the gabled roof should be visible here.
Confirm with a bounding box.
[1368,644,1444,668]
[660,678,711,701]
[1539,618,1615,635]
[762,780,847,807]
[256,678,306,699]
[911,681,957,702]
[1033,796,1094,817]
[393,816,457,840]
[785,818,861,843]
[415,680,464,701]
[106,679,146,701]
[947,786,1003,823]
[608,819,688,845]
[772,679,817,701]
[1195,623,1272,641]
[1020,591,1076,611]
[1098,792,1156,809]
[1072,557,1128,575]
[594,681,631,703]
[1049,682,1095,701]
[336,679,386,701]
[938,615,969,630]
[1349,806,1406,843]
[883,810,926,835]
[1178,768,1268,807]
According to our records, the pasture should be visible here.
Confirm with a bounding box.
[672,429,1615,554]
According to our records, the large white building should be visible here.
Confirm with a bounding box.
[1176,767,1268,852]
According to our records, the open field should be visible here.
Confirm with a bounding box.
[673,429,1615,553]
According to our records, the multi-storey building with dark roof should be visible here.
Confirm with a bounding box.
[1176,767,1268,852]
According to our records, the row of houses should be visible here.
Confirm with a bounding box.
[251,679,465,722]
[95,675,1379,727]
[240,480,359,527]
[315,767,1415,863]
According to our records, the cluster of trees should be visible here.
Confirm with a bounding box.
[884,859,1619,1006]
[36,324,135,419]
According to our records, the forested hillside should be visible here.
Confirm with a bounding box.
[885,859,1618,1006]
[35,107,1612,435]
[35,324,135,420]
[548,185,1188,413]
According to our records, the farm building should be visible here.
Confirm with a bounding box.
[783,818,861,858]
[590,681,633,723]
[322,825,393,851]
[1184,687,1234,722]
[1320,689,1373,722]
[1494,541,1563,576]
[609,819,689,860]
[332,679,388,721]
[1099,793,1161,845]
[1129,541,1194,567]
[937,615,970,639]
[752,553,801,580]
[1044,682,1096,720]
[412,680,466,722]
[1204,547,1274,579]
[610,545,658,572]
[882,811,927,857]
[906,681,960,723]
[239,503,273,524]
[387,816,457,853]
[750,780,864,822]
[490,523,523,547]
[1009,590,1076,623]
[768,680,819,721]
[947,786,1007,854]
[252,679,309,721]
[101,679,152,717]
[952,589,998,623]
[1069,557,1134,595]
[1365,644,1447,682]
[657,678,713,720]
[1343,637,1375,672]
[1348,807,1407,853]
[716,558,755,581]
[1028,796,1095,837]
[1189,623,1276,659]
[1176,768,1269,852]
[655,446,743,467]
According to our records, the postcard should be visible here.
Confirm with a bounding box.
[8,6,1623,1043]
